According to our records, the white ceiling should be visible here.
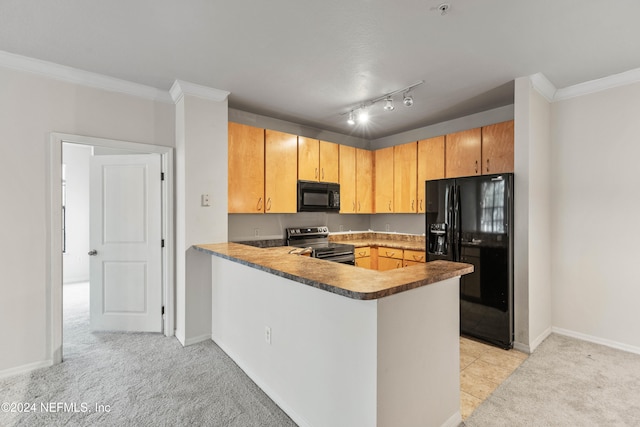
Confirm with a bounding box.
[1,0,639,139]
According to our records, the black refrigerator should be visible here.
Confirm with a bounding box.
[426,173,514,349]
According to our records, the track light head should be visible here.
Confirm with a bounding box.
[358,108,369,123]
[403,92,414,107]
[347,111,355,125]
[383,96,395,111]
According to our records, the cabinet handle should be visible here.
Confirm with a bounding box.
[388,201,392,211]
[412,200,415,211]
[358,251,367,257]
[266,197,272,211]
[322,168,325,180]
[475,160,478,174]
[386,251,395,257]
[358,201,361,212]
[315,168,318,179]
[353,201,356,212]
[419,199,423,211]
[257,197,263,211]
[486,159,490,173]
[396,261,401,268]
[413,255,424,261]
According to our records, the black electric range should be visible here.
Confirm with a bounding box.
[285,226,355,265]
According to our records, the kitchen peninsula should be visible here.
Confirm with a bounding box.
[195,242,472,427]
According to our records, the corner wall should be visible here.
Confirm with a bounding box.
[0,65,174,376]
[550,81,640,352]
[513,76,552,352]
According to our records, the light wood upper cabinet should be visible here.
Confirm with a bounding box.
[394,142,418,213]
[481,120,514,174]
[356,148,373,213]
[265,130,298,213]
[375,146,394,213]
[298,137,320,181]
[417,136,445,213]
[319,140,339,183]
[228,122,265,213]
[445,128,482,178]
[299,138,339,182]
[339,145,357,213]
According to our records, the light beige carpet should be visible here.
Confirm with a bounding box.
[0,282,297,427]
[464,333,640,426]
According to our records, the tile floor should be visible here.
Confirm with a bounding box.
[460,337,528,419]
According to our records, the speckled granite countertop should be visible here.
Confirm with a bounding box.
[194,242,472,300]
[329,231,426,251]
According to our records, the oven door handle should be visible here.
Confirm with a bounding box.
[314,253,355,264]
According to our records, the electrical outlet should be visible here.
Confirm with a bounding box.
[254,228,260,237]
[339,224,344,232]
[265,326,272,345]
[385,223,390,232]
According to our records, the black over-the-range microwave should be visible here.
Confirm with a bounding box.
[297,180,340,212]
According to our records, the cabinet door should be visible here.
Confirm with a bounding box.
[482,120,514,174]
[265,130,298,213]
[404,249,426,263]
[378,257,403,271]
[356,148,373,213]
[394,142,418,213]
[298,137,320,181]
[445,128,482,178]
[355,257,371,269]
[228,122,265,213]
[417,136,445,213]
[375,146,394,213]
[319,140,339,183]
[339,145,357,213]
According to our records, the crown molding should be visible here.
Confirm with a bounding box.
[554,67,640,101]
[0,50,173,103]
[529,73,557,102]
[169,79,230,104]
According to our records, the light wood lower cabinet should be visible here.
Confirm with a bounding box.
[403,249,426,267]
[354,246,371,269]
[377,247,403,271]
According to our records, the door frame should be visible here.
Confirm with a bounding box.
[48,132,175,364]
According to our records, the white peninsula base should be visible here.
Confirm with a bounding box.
[210,256,462,427]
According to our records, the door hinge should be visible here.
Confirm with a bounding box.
[161,172,165,181]
[162,306,165,315]
[161,239,165,248]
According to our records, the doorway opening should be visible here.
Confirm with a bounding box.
[50,133,174,364]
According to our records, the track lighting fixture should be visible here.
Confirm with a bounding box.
[342,80,423,125]
[383,96,395,111]
[403,92,414,107]
[347,111,355,125]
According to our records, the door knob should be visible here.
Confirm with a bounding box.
[88,250,98,256]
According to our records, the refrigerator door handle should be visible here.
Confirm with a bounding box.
[447,184,455,259]
[456,184,462,261]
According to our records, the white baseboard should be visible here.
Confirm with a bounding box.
[552,327,640,356]
[182,333,210,347]
[513,326,552,354]
[441,411,462,427]
[175,330,186,346]
[0,359,54,379]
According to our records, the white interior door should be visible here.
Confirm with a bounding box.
[89,153,163,332]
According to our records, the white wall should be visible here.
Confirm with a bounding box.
[0,66,174,374]
[173,84,229,345]
[512,77,553,353]
[62,144,91,283]
[551,81,640,352]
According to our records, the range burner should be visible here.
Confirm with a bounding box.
[285,226,355,265]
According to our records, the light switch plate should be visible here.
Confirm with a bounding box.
[201,194,211,207]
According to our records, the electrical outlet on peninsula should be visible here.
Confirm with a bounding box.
[265,326,272,345]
